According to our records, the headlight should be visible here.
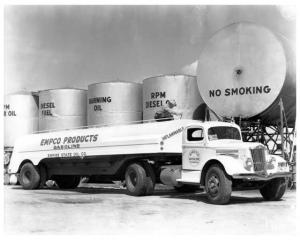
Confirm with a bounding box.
[244,157,253,171]
[4,152,11,165]
[240,149,253,171]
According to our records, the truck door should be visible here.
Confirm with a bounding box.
[182,126,205,170]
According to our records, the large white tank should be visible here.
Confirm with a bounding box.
[143,75,205,121]
[4,92,39,147]
[197,22,296,126]
[87,81,142,126]
[38,89,87,131]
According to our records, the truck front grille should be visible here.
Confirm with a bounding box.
[250,148,266,172]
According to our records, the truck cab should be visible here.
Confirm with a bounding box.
[7,120,291,204]
[176,122,291,204]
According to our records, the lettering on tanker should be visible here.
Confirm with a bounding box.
[162,127,184,141]
[40,134,99,150]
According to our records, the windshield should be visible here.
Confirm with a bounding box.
[208,126,241,141]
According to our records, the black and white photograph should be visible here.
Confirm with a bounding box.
[1,1,298,237]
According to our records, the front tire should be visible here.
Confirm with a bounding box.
[54,175,81,189]
[205,164,232,204]
[260,178,287,201]
[19,163,41,190]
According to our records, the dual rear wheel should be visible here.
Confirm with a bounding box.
[125,163,156,196]
[19,163,41,190]
[19,162,80,190]
[18,161,156,195]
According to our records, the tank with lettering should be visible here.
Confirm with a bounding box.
[38,88,87,131]
[197,22,295,126]
[142,75,206,122]
[87,81,142,126]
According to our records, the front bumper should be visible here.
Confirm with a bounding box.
[232,172,292,181]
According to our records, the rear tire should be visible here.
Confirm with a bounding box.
[54,175,81,189]
[260,178,287,201]
[125,163,155,196]
[142,162,156,195]
[19,163,41,190]
[205,164,232,204]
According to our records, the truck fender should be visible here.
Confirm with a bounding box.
[9,152,43,174]
[215,156,246,175]
[200,156,245,185]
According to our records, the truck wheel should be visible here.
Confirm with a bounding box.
[54,176,81,189]
[205,164,232,204]
[125,163,150,196]
[260,178,287,201]
[174,184,199,193]
[19,163,41,190]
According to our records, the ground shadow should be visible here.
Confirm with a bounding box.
[7,185,267,205]
[160,191,265,205]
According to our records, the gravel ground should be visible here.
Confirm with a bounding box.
[3,183,297,236]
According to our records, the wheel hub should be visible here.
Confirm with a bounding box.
[208,175,220,195]
[24,171,32,185]
[129,172,137,186]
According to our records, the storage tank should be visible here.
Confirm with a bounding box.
[4,92,39,147]
[197,22,296,126]
[143,75,205,121]
[38,89,87,131]
[87,81,142,126]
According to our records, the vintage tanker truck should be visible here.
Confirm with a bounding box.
[7,119,290,204]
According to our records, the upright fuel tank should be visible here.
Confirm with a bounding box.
[197,22,296,126]
[4,92,39,147]
[38,89,87,131]
[87,81,142,126]
[143,75,205,121]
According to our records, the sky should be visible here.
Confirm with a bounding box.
[4,5,296,94]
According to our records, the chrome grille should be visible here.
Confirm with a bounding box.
[250,148,266,172]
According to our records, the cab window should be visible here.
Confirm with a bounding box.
[208,126,241,141]
[187,128,204,141]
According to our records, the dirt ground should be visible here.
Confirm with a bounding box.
[3,183,297,236]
